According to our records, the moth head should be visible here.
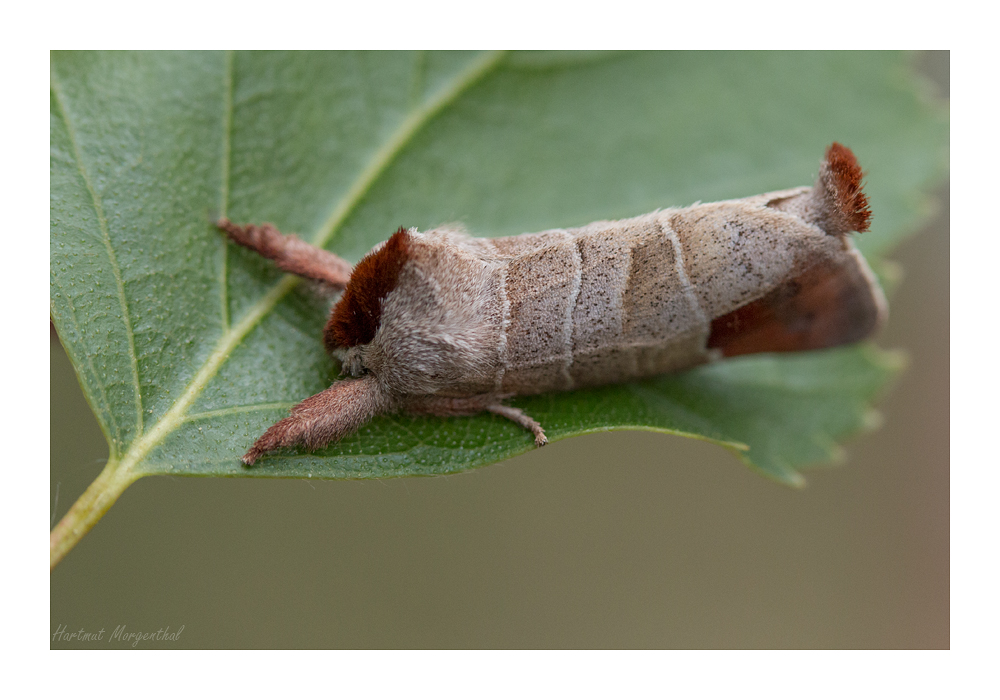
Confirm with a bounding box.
[323,226,501,395]
[323,226,413,377]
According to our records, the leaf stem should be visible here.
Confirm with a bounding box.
[50,459,138,569]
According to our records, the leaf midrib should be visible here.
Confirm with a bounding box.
[106,50,508,477]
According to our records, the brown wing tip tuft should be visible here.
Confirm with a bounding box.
[324,227,412,350]
[823,142,872,233]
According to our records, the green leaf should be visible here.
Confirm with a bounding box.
[50,51,947,563]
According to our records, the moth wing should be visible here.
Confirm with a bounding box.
[707,245,887,357]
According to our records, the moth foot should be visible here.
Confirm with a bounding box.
[533,429,548,448]
[486,404,547,447]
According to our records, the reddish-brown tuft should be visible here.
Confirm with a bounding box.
[324,227,411,350]
[825,142,872,233]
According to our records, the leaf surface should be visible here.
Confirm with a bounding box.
[50,51,947,490]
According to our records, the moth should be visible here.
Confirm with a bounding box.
[219,143,885,465]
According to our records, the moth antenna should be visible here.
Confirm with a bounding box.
[242,376,392,465]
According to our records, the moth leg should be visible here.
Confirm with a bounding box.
[486,404,548,447]
[217,218,353,290]
[242,376,390,466]
[407,395,548,447]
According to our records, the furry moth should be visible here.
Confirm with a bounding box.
[219,143,886,465]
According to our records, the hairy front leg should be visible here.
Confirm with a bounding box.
[242,376,392,465]
[218,218,353,290]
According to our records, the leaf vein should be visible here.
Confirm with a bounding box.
[408,51,427,108]
[50,280,120,456]
[50,74,144,437]
[184,402,294,422]
[91,50,507,478]
[309,50,507,250]
[218,50,234,332]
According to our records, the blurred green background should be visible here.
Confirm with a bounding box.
[50,52,948,648]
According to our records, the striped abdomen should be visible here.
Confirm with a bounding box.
[494,212,709,394]
[490,193,884,395]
